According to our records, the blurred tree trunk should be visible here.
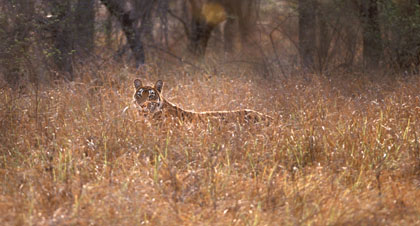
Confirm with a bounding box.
[0,0,35,85]
[237,0,258,46]
[75,0,95,57]
[223,17,235,53]
[105,12,113,48]
[51,0,74,80]
[298,0,316,70]
[360,0,382,68]
[188,16,215,57]
[317,6,330,73]
[100,0,145,67]
[134,0,155,44]
[158,0,170,47]
[223,0,258,54]
[187,0,224,57]
[186,0,259,57]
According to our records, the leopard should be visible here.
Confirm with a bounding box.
[132,78,272,124]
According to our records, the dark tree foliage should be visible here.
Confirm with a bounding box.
[4,0,420,85]
[381,0,420,71]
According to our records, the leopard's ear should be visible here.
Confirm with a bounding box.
[155,80,163,93]
[134,79,142,89]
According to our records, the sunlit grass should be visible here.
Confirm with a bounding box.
[1,64,420,225]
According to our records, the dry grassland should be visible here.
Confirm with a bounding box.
[1,64,420,225]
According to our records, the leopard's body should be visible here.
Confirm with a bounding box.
[133,79,272,123]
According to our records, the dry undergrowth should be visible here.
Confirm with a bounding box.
[1,65,420,225]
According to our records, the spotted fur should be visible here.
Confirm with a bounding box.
[133,79,272,123]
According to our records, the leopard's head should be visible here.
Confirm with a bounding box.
[133,79,164,116]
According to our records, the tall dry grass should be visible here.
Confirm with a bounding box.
[1,63,420,225]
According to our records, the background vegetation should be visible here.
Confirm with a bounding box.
[1,0,420,225]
